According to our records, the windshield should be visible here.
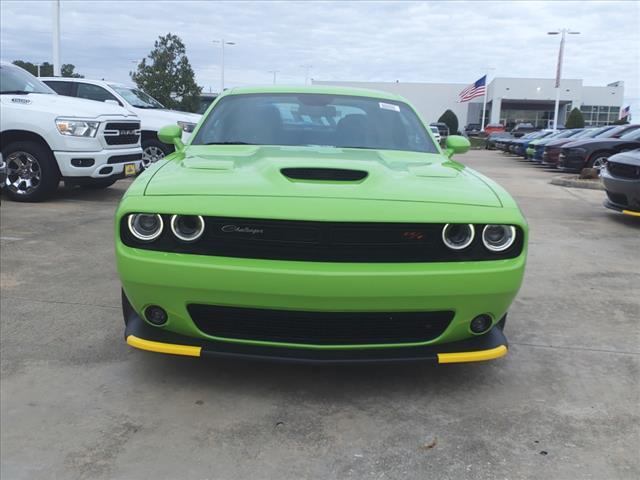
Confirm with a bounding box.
[0,64,56,94]
[593,126,620,138]
[109,85,164,108]
[192,93,438,153]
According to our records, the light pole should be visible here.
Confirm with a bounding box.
[213,39,235,92]
[268,70,279,85]
[300,64,312,85]
[52,0,61,76]
[548,29,580,131]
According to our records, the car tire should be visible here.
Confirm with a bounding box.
[141,138,172,169]
[1,141,60,202]
[587,151,612,171]
[84,178,117,189]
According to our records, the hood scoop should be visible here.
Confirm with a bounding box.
[281,167,368,182]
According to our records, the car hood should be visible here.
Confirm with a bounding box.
[144,145,503,207]
[564,138,630,149]
[0,93,136,118]
[545,138,578,148]
[129,107,201,125]
[607,149,640,166]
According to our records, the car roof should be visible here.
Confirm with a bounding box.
[40,77,135,89]
[223,85,406,102]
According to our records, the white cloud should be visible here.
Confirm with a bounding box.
[1,0,638,113]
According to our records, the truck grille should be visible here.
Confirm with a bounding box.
[187,304,454,345]
[103,122,141,146]
[607,161,640,179]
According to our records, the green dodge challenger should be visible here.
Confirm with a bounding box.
[116,86,528,363]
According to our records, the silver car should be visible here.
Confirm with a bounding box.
[602,148,640,216]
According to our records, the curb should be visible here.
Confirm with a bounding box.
[550,175,604,191]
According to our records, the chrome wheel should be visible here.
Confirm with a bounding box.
[141,145,166,168]
[592,155,609,172]
[6,151,42,195]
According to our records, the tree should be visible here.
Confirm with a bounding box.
[11,60,83,78]
[438,109,459,135]
[61,64,83,78]
[565,108,585,128]
[612,117,629,125]
[131,33,202,112]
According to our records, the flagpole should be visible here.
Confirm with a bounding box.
[480,74,488,132]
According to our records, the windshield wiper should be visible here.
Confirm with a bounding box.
[1,90,31,95]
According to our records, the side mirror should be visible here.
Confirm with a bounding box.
[158,124,184,151]
[444,135,470,158]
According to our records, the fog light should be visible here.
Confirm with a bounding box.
[145,305,168,326]
[470,314,492,334]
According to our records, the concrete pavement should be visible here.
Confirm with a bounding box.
[1,150,638,480]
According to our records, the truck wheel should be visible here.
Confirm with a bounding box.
[2,141,60,202]
[84,178,117,189]
[141,139,172,169]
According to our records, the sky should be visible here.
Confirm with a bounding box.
[1,0,638,114]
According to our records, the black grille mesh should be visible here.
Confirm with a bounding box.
[187,304,454,345]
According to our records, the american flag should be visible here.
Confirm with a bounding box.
[458,75,487,102]
[619,105,630,119]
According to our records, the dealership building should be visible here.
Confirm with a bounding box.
[313,77,626,130]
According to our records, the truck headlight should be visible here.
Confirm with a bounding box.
[56,119,100,137]
[177,121,196,133]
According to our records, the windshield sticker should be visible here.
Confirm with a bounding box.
[379,102,400,112]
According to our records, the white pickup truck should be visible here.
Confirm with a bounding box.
[0,63,143,201]
[41,77,201,168]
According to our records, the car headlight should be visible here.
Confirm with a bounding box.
[482,225,516,252]
[170,215,205,242]
[442,224,475,250]
[177,121,196,133]
[127,213,163,242]
[56,119,100,137]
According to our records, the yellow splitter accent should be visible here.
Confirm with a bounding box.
[126,335,202,357]
[622,209,640,217]
[437,345,508,363]
[126,334,507,363]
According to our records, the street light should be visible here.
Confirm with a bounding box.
[268,70,279,85]
[548,29,580,131]
[213,39,235,92]
[300,64,312,85]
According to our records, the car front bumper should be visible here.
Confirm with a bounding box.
[557,152,587,172]
[54,146,143,179]
[602,169,640,212]
[117,242,525,362]
[123,292,509,364]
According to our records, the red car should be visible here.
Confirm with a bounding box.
[484,123,505,134]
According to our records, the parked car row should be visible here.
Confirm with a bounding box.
[494,124,640,172]
[1,62,202,201]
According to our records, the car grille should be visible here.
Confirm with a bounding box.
[103,122,141,146]
[187,304,454,345]
[120,217,525,262]
[607,162,640,179]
